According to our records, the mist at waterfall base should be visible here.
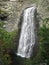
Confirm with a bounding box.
[17,6,39,59]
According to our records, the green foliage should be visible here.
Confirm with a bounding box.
[43,17,49,23]
[2,54,11,65]
[39,18,49,65]
[0,28,17,49]
[30,0,39,4]
[0,8,8,15]
[0,21,5,28]
[0,21,18,65]
[0,9,6,14]
[47,6,49,11]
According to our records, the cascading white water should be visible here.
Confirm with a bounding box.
[17,6,38,58]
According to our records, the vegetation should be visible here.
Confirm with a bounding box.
[39,18,49,65]
[0,20,18,65]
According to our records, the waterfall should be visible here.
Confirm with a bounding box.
[17,6,38,58]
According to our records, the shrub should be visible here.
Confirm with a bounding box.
[0,21,18,65]
[39,18,49,65]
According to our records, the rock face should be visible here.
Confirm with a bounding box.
[38,0,49,18]
[17,6,39,58]
[38,0,49,27]
[0,0,49,31]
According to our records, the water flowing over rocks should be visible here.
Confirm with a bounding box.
[17,6,39,58]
